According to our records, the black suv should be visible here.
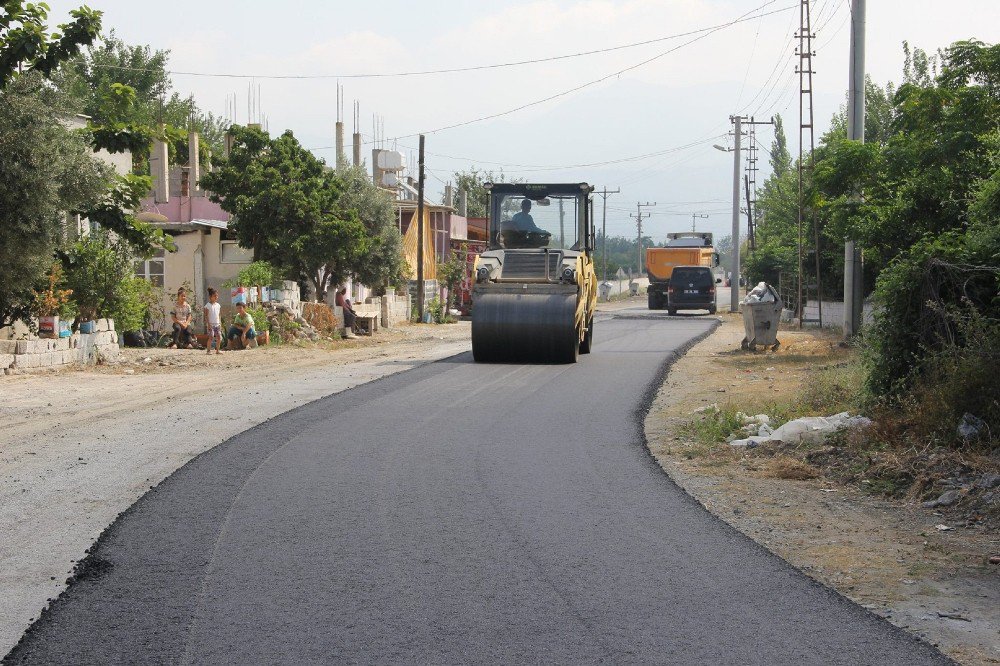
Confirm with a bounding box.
[667,266,717,315]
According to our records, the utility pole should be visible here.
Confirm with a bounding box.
[797,0,819,328]
[594,187,620,283]
[844,0,865,337]
[416,134,426,322]
[631,201,656,276]
[691,213,709,232]
[730,115,743,314]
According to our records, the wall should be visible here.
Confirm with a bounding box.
[159,228,249,328]
[0,320,120,374]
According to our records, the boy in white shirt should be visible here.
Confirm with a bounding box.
[204,288,224,354]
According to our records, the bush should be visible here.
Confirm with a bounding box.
[863,229,1000,398]
[303,302,337,335]
[245,305,270,334]
[62,232,149,332]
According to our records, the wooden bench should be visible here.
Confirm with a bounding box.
[353,304,380,336]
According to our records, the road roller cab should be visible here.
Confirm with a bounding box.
[471,183,598,363]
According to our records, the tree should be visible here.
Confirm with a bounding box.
[202,129,388,302]
[0,73,108,327]
[0,1,101,89]
[55,32,227,167]
[769,114,791,177]
[451,168,518,218]
[62,231,149,331]
[437,251,465,312]
[295,171,368,302]
[202,126,328,265]
[336,166,406,294]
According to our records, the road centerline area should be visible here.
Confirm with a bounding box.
[5,316,947,665]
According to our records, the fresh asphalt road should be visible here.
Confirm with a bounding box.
[5,314,946,665]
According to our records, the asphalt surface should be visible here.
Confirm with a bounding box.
[5,313,947,665]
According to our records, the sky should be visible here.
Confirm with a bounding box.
[45,0,997,248]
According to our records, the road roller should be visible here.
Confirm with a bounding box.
[471,182,598,363]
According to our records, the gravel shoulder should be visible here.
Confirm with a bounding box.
[644,314,999,665]
[0,322,470,657]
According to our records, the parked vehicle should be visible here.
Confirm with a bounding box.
[666,266,718,315]
[646,232,719,310]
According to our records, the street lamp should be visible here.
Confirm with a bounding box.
[713,144,733,153]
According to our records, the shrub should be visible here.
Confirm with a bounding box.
[62,232,149,332]
[303,302,337,335]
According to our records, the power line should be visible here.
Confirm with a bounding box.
[367,2,797,143]
[93,6,793,81]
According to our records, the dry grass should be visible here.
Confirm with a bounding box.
[764,456,821,480]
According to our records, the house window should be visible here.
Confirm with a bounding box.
[220,240,253,264]
[135,249,165,287]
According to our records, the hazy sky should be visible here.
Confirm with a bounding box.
[45,0,996,243]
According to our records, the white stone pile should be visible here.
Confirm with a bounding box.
[0,319,120,374]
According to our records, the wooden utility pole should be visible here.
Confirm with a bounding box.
[631,201,656,275]
[417,134,426,321]
[594,187,619,283]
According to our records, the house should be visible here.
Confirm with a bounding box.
[138,132,254,326]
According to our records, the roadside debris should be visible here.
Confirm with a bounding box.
[922,489,962,509]
[729,412,871,448]
[956,412,987,441]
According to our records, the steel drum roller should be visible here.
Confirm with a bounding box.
[472,290,578,363]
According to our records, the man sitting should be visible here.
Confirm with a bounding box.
[335,287,359,339]
[228,302,258,349]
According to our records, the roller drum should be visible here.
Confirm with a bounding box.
[472,290,579,363]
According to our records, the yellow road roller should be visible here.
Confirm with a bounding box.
[472,182,598,363]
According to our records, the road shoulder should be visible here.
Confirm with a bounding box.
[644,315,999,666]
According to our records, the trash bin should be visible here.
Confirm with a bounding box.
[629,281,640,297]
[741,283,783,351]
[599,281,612,301]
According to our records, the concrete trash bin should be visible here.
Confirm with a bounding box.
[599,282,612,301]
[741,283,783,351]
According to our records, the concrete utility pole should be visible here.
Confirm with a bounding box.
[844,0,866,337]
[631,202,656,275]
[416,134,426,322]
[691,213,708,232]
[730,115,743,313]
[594,187,620,283]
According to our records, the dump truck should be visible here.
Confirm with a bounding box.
[645,232,720,310]
[471,182,598,363]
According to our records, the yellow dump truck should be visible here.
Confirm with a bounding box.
[646,232,719,310]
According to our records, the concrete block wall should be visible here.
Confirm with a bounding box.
[0,326,120,374]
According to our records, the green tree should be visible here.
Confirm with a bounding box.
[55,32,227,167]
[336,166,406,294]
[202,129,382,301]
[451,168,519,218]
[62,231,148,331]
[769,114,791,177]
[437,250,465,312]
[0,73,108,327]
[0,1,101,89]
[201,125,327,264]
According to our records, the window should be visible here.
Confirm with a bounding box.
[135,249,165,287]
[220,240,253,264]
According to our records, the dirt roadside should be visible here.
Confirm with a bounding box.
[645,314,999,665]
[0,322,471,657]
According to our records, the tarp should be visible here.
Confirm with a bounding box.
[402,209,437,280]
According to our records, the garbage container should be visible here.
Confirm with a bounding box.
[741,283,783,351]
[629,281,640,297]
[599,281,613,301]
